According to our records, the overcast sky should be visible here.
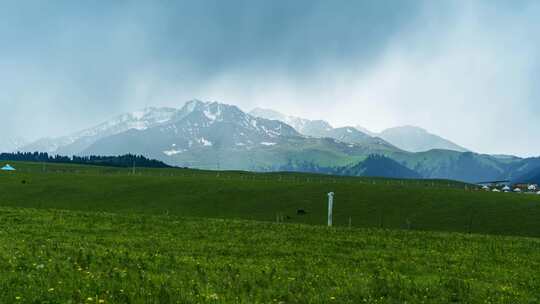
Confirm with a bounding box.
[1,0,539,156]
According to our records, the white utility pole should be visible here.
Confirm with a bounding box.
[327,192,334,227]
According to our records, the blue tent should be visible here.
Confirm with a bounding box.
[1,164,16,171]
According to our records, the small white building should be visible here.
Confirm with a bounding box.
[482,185,490,191]
[514,188,522,193]
[528,184,538,191]
[537,191,540,195]
[502,185,511,192]
[492,189,501,192]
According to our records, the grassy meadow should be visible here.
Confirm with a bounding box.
[1,161,540,237]
[1,161,540,303]
[1,207,539,303]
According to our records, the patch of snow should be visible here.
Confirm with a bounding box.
[260,142,277,146]
[235,143,246,146]
[204,109,217,121]
[163,149,186,156]
[346,128,352,133]
[200,138,213,146]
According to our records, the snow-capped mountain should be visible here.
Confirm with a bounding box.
[250,108,398,151]
[321,127,396,151]
[82,100,312,168]
[250,109,469,154]
[80,100,400,170]
[249,108,333,137]
[0,137,27,152]
[15,100,532,181]
[21,107,179,155]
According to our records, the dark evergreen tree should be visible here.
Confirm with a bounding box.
[0,152,171,168]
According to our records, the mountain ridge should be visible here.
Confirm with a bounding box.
[251,108,468,153]
[19,100,538,182]
[249,108,398,152]
[21,106,179,155]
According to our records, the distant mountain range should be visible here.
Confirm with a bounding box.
[17,100,540,183]
[22,107,178,155]
[251,108,468,153]
[250,108,397,152]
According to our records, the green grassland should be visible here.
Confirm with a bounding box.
[1,161,540,303]
[1,161,540,237]
[1,207,539,303]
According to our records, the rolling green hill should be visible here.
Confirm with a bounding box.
[388,150,539,183]
[339,155,421,179]
[2,161,540,237]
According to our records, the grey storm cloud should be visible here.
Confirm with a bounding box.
[1,0,539,156]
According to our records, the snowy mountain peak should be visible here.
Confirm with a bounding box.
[182,99,206,112]
[174,101,299,139]
[181,100,244,121]
[80,107,178,137]
[21,106,179,154]
[79,100,303,162]
[249,108,333,136]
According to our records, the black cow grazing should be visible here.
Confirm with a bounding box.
[21,180,27,184]
[297,209,307,216]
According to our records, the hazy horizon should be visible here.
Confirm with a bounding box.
[2,1,539,157]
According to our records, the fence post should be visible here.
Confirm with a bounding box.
[327,192,334,227]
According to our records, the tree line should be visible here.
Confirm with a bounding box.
[0,152,171,168]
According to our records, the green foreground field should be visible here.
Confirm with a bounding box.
[1,161,540,237]
[1,207,539,303]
